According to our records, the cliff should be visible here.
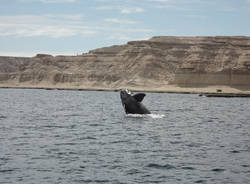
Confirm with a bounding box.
[1,36,250,93]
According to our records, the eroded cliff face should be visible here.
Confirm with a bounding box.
[0,36,250,89]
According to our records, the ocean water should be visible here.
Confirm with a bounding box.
[0,88,250,184]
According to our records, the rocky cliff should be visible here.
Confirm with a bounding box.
[1,36,250,92]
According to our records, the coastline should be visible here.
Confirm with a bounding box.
[1,36,250,97]
[1,83,250,97]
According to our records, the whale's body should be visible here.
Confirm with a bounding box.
[120,89,150,114]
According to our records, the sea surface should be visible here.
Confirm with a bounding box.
[0,88,250,184]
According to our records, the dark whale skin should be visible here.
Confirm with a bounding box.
[120,90,150,114]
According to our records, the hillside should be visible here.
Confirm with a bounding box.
[1,36,250,93]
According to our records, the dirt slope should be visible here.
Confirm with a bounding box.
[1,36,250,93]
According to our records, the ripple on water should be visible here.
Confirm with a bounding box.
[0,115,7,119]
[146,163,176,170]
[73,179,110,183]
[78,136,97,140]
[1,89,250,184]
[211,168,226,172]
[195,180,206,183]
[170,141,182,145]
[229,150,241,153]
[181,166,196,170]
[0,169,17,173]
[126,168,142,175]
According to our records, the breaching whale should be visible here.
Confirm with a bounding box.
[120,89,151,114]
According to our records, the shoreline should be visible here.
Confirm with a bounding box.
[1,84,250,97]
[1,36,250,98]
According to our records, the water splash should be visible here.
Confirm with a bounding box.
[125,114,165,119]
[125,114,146,118]
[148,114,165,119]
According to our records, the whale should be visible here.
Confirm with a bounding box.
[120,89,151,114]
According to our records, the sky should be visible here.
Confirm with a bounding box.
[0,0,250,57]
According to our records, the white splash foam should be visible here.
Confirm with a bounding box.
[125,114,165,119]
[125,114,145,118]
[148,114,165,119]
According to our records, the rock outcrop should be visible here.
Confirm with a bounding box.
[0,36,250,92]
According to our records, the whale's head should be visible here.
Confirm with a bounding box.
[120,89,132,102]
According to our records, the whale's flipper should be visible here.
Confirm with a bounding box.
[133,93,146,102]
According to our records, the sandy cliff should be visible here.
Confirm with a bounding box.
[0,36,250,93]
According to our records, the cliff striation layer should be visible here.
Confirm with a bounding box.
[1,36,250,93]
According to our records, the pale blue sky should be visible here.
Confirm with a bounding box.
[0,0,250,56]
